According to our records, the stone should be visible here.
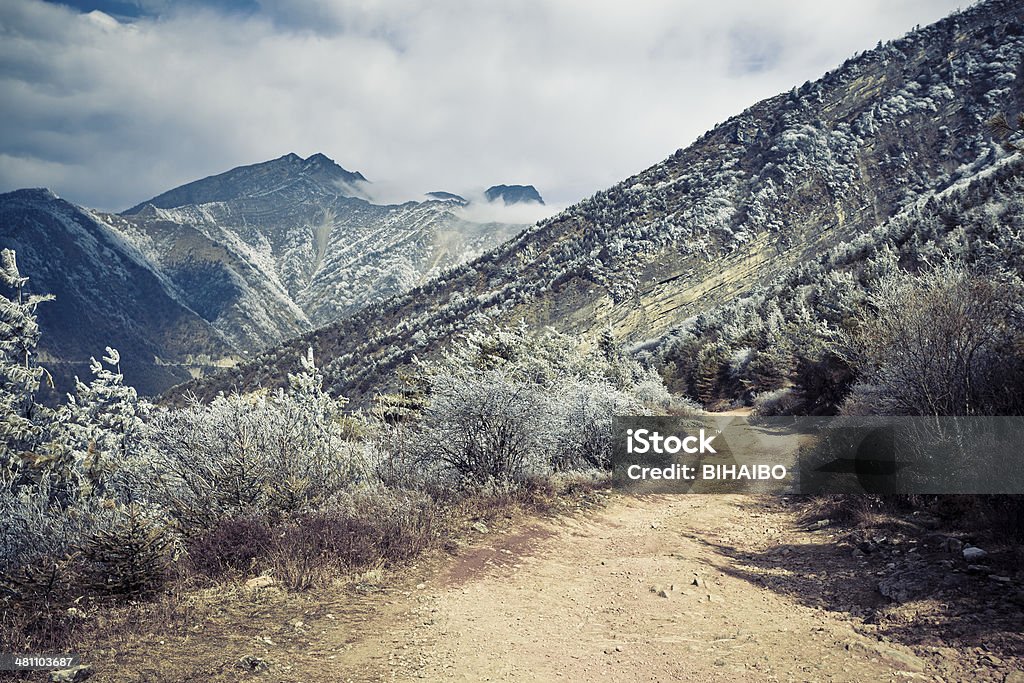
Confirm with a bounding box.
[878,570,928,604]
[1004,671,1024,683]
[49,666,93,683]
[471,522,489,534]
[245,575,275,590]
[238,655,269,673]
[963,546,988,562]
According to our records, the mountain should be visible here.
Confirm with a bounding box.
[1,155,531,394]
[112,154,526,350]
[123,153,369,214]
[485,185,545,205]
[0,189,237,396]
[173,0,1024,406]
[425,191,468,205]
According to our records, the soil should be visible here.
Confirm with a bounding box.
[60,492,1024,683]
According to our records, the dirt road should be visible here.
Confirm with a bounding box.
[90,492,1024,683]
[373,494,932,683]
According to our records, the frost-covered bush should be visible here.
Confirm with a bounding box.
[149,350,366,529]
[751,388,801,417]
[553,379,644,470]
[838,262,1024,416]
[410,367,555,485]
[628,370,673,412]
[400,321,674,483]
[63,348,155,502]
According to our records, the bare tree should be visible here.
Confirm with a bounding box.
[838,261,1024,416]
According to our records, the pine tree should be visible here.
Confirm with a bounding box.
[65,347,151,499]
[0,249,58,485]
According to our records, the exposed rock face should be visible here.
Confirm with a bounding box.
[484,184,545,206]
[175,0,1024,406]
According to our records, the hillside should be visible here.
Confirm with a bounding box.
[175,0,1024,406]
[0,189,237,396]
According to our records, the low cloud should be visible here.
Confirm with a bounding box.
[1,0,967,212]
[454,189,561,226]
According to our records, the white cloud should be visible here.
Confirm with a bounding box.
[0,0,968,211]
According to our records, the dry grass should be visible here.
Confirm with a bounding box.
[2,471,613,661]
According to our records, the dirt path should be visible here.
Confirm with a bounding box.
[372,494,928,683]
[85,492,1024,683]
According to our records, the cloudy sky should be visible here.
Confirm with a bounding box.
[2,0,967,212]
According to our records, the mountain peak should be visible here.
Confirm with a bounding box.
[3,187,61,203]
[485,184,544,206]
[122,153,368,214]
[425,191,468,205]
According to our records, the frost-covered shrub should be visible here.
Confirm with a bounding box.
[553,379,643,470]
[63,348,156,502]
[0,477,103,587]
[628,371,673,412]
[751,388,801,417]
[0,254,168,602]
[149,350,366,529]
[411,368,555,485]
[838,262,1024,416]
[403,321,676,482]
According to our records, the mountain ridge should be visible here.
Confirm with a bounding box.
[122,152,369,215]
[2,159,532,394]
[0,188,239,396]
[168,0,1024,406]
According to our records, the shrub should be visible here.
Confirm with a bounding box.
[79,504,173,599]
[411,368,555,484]
[554,379,643,470]
[148,350,368,530]
[838,261,1024,416]
[186,516,274,578]
[751,387,801,416]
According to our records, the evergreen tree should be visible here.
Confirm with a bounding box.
[64,347,151,500]
[0,249,59,486]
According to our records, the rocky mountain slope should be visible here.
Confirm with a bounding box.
[111,153,527,351]
[1,154,532,394]
[175,0,1024,405]
[0,189,237,396]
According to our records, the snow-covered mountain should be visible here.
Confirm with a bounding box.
[112,153,527,350]
[174,0,1024,407]
[0,189,237,396]
[0,155,532,394]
